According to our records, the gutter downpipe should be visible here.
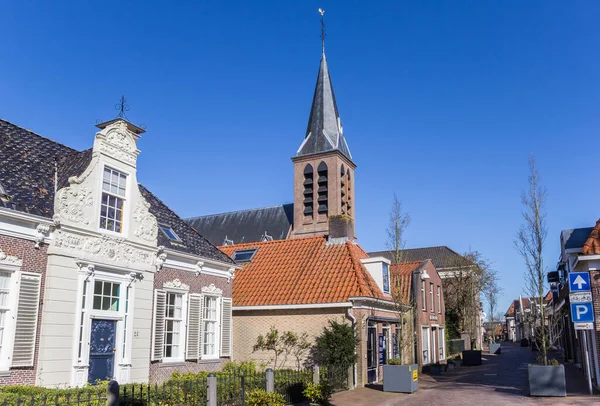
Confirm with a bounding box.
[346,306,358,389]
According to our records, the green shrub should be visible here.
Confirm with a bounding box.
[246,388,286,406]
[303,381,332,405]
[387,358,403,365]
[222,360,258,375]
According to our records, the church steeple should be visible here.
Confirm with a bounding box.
[296,54,352,162]
[291,9,356,240]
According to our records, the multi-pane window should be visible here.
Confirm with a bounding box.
[421,281,426,311]
[430,283,434,312]
[438,328,445,360]
[164,293,183,359]
[203,296,218,356]
[93,281,120,311]
[422,327,430,364]
[437,286,441,314]
[100,167,127,233]
[0,273,11,356]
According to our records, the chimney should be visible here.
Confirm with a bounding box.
[328,214,355,242]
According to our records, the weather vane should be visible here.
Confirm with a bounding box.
[318,8,326,54]
[115,95,130,119]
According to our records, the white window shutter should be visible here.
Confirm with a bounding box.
[12,273,41,367]
[152,290,166,361]
[186,294,201,360]
[198,294,204,361]
[221,297,232,357]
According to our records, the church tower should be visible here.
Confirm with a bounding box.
[291,12,356,239]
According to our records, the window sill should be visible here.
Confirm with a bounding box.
[0,371,10,377]
[159,361,187,367]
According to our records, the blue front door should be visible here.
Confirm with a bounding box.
[88,319,116,384]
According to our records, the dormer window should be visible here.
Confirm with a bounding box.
[160,225,181,242]
[382,263,390,294]
[232,249,258,263]
[100,167,127,233]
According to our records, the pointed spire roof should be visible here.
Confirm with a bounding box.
[296,53,352,161]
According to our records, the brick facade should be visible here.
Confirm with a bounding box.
[233,307,348,368]
[0,234,48,386]
[149,267,232,383]
[590,269,600,384]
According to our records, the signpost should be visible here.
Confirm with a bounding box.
[568,272,594,395]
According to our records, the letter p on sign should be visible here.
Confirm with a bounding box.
[576,305,588,319]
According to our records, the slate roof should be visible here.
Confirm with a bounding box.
[297,54,352,161]
[580,219,600,255]
[0,119,76,216]
[561,227,594,251]
[368,246,465,270]
[186,204,294,246]
[219,236,385,307]
[0,118,233,264]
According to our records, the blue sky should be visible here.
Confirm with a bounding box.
[2,1,599,314]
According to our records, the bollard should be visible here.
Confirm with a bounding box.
[266,368,274,392]
[313,365,320,385]
[207,373,217,406]
[107,380,119,406]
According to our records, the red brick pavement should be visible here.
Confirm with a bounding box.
[329,342,599,406]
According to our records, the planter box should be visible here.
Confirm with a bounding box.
[528,364,566,397]
[489,343,501,355]
[462,350,482,366]
[382,364,418,393]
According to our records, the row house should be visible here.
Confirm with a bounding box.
[0,117,236,387]
[549,221,600,389]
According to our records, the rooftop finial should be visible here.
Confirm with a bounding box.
[318,8,326,55]
[115,95,130,119]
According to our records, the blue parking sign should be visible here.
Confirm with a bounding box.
[569,272,591,292]
[571,302,594,323]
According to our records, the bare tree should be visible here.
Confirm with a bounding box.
[514,155,550,364]
[386,194,415,364]
[443,250,494,349]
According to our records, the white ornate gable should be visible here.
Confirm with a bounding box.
[94,120,141,167]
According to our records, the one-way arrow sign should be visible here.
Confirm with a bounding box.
[569,272,591,292]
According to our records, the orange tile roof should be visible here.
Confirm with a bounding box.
[219,236,385,307]
[390,261,424,304]
[581,219,600,255]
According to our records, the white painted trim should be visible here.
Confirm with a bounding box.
[349,296,396,310]
[0,210,54,244]
[361,256,391,265]
[233,302,352,311]
[0,207,54,225]
[577,254,600,261]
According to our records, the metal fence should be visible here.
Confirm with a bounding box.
[447,339,466,356]
[0,365,351,406]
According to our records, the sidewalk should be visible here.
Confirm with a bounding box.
[328,342,598,406]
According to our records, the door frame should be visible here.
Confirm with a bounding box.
[366,322,378,383]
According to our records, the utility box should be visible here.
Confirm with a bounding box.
[382,364,418,393]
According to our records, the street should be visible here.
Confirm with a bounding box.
[330,342,598,405]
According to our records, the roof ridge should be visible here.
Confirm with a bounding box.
[186,203,293,220]
[218,235,326,249]
[0,118,79,154]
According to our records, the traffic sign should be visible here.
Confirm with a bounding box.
[570,291,593,303]
[569,272,591,292]
[574,322,594,330]
[571,302,594,323]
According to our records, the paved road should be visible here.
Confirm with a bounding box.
[330,342,598,406]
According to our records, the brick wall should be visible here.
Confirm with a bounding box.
[0,234,48,386]
[233,308,347,369]
[149,267,232,383]
[590,269,600,385]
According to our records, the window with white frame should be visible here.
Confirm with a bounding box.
[164,292,184,359]
[438,328,445,360]
[0,267,41,370]
[421,281,426,311]
[100,167,127,233]
[429,283,434,312]
[203,296,218,357]
[93,280,120,311]
[437,286,441,314]
[382,263,390,294]
[422,327,430,365]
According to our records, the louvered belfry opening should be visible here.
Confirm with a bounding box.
[346,169,352,216]
[340,164,347,214]
[317,162,329,217]
[303,164,314,220]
